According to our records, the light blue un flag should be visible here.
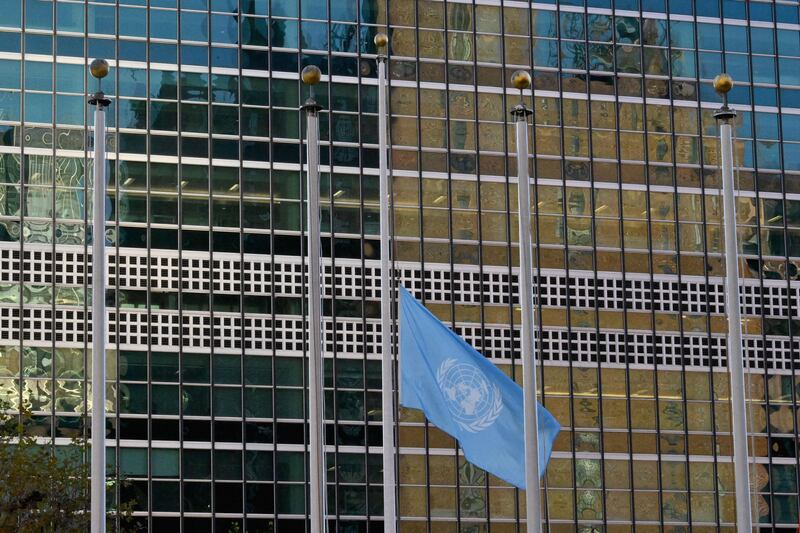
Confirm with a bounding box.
[399,286,560,489]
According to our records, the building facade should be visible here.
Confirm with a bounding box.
[0,0,799,531]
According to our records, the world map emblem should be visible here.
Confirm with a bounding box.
[436,358,503,433]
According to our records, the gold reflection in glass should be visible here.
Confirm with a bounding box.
[678,223,703,252]
[399,486,427,517]
[422,210,449,240]
[592,130,617,159]
[619,103,643,131]
[674,135,699,164]
[478,123,504,152]
[390,87,417,116]
[394,208,420,237]
[447,2,472,31]
[418,30,445,59]
[390,117,418,147]
[535,127,561,156]
[421,179,447,207]
[503,7,528,35]
[447,91,473,121]
[591,101,616,129]
[536,185,562,214]
[474,5,500,33]
[451,211,477,240]
[449,121,475,150]
[392,177,419,206]
[503,36,530,65]
[417,0,444,28]
[673,107,698,135]
[562,99,587,128]
[477,182,504,211]
[603,398,628,428]
[621,189,646,219]
[420,119,446,148]
[563,128,589,157]
[390,28,416,57]
[619,132,645,161]
[447,32,473,61]
[475,35,502,63]
[389,0,414,25]
[475,94,502,123]
[647,134,672,162]
[547,489,575,520]
[420,89,446,118]
[593,192,618,223]
[450,180,476,208]
[535,97,560,126]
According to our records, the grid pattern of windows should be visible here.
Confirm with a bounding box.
[0,0,799,530]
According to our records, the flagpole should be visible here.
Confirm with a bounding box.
[510,70,543,533]
[374,32,398,533]
[88,58,111,533]
[301,65,327,533]
[713,73,753,533]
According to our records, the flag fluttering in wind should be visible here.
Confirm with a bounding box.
[398,286,560,489]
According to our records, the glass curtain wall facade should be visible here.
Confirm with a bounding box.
[0,0,799,530]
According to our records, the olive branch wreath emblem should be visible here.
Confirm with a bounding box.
[436,358,503,433]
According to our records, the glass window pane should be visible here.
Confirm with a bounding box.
[270,19,298,48]
[274,357,302,386]
[152,449,179,478]
[244,356,271,385]
[25,93,52,123]
[275,388,303,418]
[245,451,273,480]
[214,387,242,416]
[120,448,148,476]
[184,450,211,479]
[276,451,304,481]
[215,450,242,480]
[214,354,241,384]
[151,384,179,415]
[119,7,147,38]
[25,0,52,30]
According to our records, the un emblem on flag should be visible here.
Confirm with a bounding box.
[436,358,503,433]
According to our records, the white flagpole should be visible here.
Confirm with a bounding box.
[88,58,111,533]
[510,71,543,533]
[374,32,398,533]
[713,74,753,533]
[300,65,327,533]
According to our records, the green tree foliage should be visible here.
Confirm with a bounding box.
[0,400,133,532]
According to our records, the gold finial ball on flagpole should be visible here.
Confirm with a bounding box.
[713,73,734,94]
[90,58,109,79]
[374,32,389,48]
[301,65,322,86]
[511,70,532,90]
